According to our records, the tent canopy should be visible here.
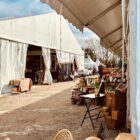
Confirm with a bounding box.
[84,56,96,69]
[41,0,122,56]
[0,12,84,56]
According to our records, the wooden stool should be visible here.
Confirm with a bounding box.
[85,136,101,140]
[115,133,136,140]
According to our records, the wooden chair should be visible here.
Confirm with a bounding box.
[53,129,73,140]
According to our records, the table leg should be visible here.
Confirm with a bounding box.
[81,99,95,130]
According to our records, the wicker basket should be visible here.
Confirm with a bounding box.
[79,77,86,87]
[53,129,73,140]
[85,136,101,140]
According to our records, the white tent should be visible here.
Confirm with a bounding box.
[95,59,106,71]
[0,12,84,90]
[84,56,96,69]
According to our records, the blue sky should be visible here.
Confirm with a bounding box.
[0,0,53,19]
[0,0,99,45]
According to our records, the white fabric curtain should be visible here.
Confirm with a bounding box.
[75,55,84,70]
[0,42,1,89]
[129,0,140,139]
[42,48,52,84]
[56,50,73,64]
[0,39,28,89]
[69,54,75,63]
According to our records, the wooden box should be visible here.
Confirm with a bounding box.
[112,110,120,120]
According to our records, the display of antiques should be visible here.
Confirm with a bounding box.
[71,75,103,106]
[101,82,127,129]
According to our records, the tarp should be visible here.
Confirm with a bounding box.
[41,0,122,56]
[0,12,84,56]
[84,56,96,69]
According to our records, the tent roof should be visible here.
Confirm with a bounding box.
[41,0,122,56]
[0,12,84,56]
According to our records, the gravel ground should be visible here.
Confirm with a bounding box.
[0,82,126,140]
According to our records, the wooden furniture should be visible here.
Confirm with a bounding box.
[103,91,126,129]
[9,78,32,93]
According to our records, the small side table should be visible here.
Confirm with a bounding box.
[80,93,106,130]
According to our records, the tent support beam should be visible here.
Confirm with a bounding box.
[113,44,122,51]
[108,38,122,49]
[101,26,122,40]
[115,48,122,53]
[85,0,121,26]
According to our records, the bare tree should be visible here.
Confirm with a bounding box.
[82,37,120,66]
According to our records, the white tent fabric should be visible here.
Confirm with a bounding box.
[0,13,84,56]
[56,50,72,64]
[42,48,52,85]
[129,0,140,139]
[95,59,106,71]
[0,39,28,89]
[75,55,84,70]
[0,13,84,89]
[84,56,96,69]
[55,50,84,70]
[69,54,75,63]
[41,0,122,56]
[95,59,100,71]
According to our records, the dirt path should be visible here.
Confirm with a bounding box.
[0,81,119,140]
[0,81,76,115]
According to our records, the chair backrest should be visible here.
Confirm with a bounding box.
[97,81,103,95]
[85,136,101,140]
[53,129,73,140]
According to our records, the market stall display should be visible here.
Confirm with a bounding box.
[102,89,127,129]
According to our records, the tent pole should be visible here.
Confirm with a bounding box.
[122,0,126,80]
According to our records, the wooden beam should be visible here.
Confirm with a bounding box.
[85,0,121,26]
[101,26,122,40]
[115,48,122,53]
[109,38,122,48]
[113,44,122,51]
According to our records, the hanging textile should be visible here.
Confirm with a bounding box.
[69,53,75,63]
[0,42,1,89]
[16,43,28,78]
[0,39,28,89]
[42,48,52,84]
[129,0,140,139]
[75,55,84,70]
[56,50,72,64]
